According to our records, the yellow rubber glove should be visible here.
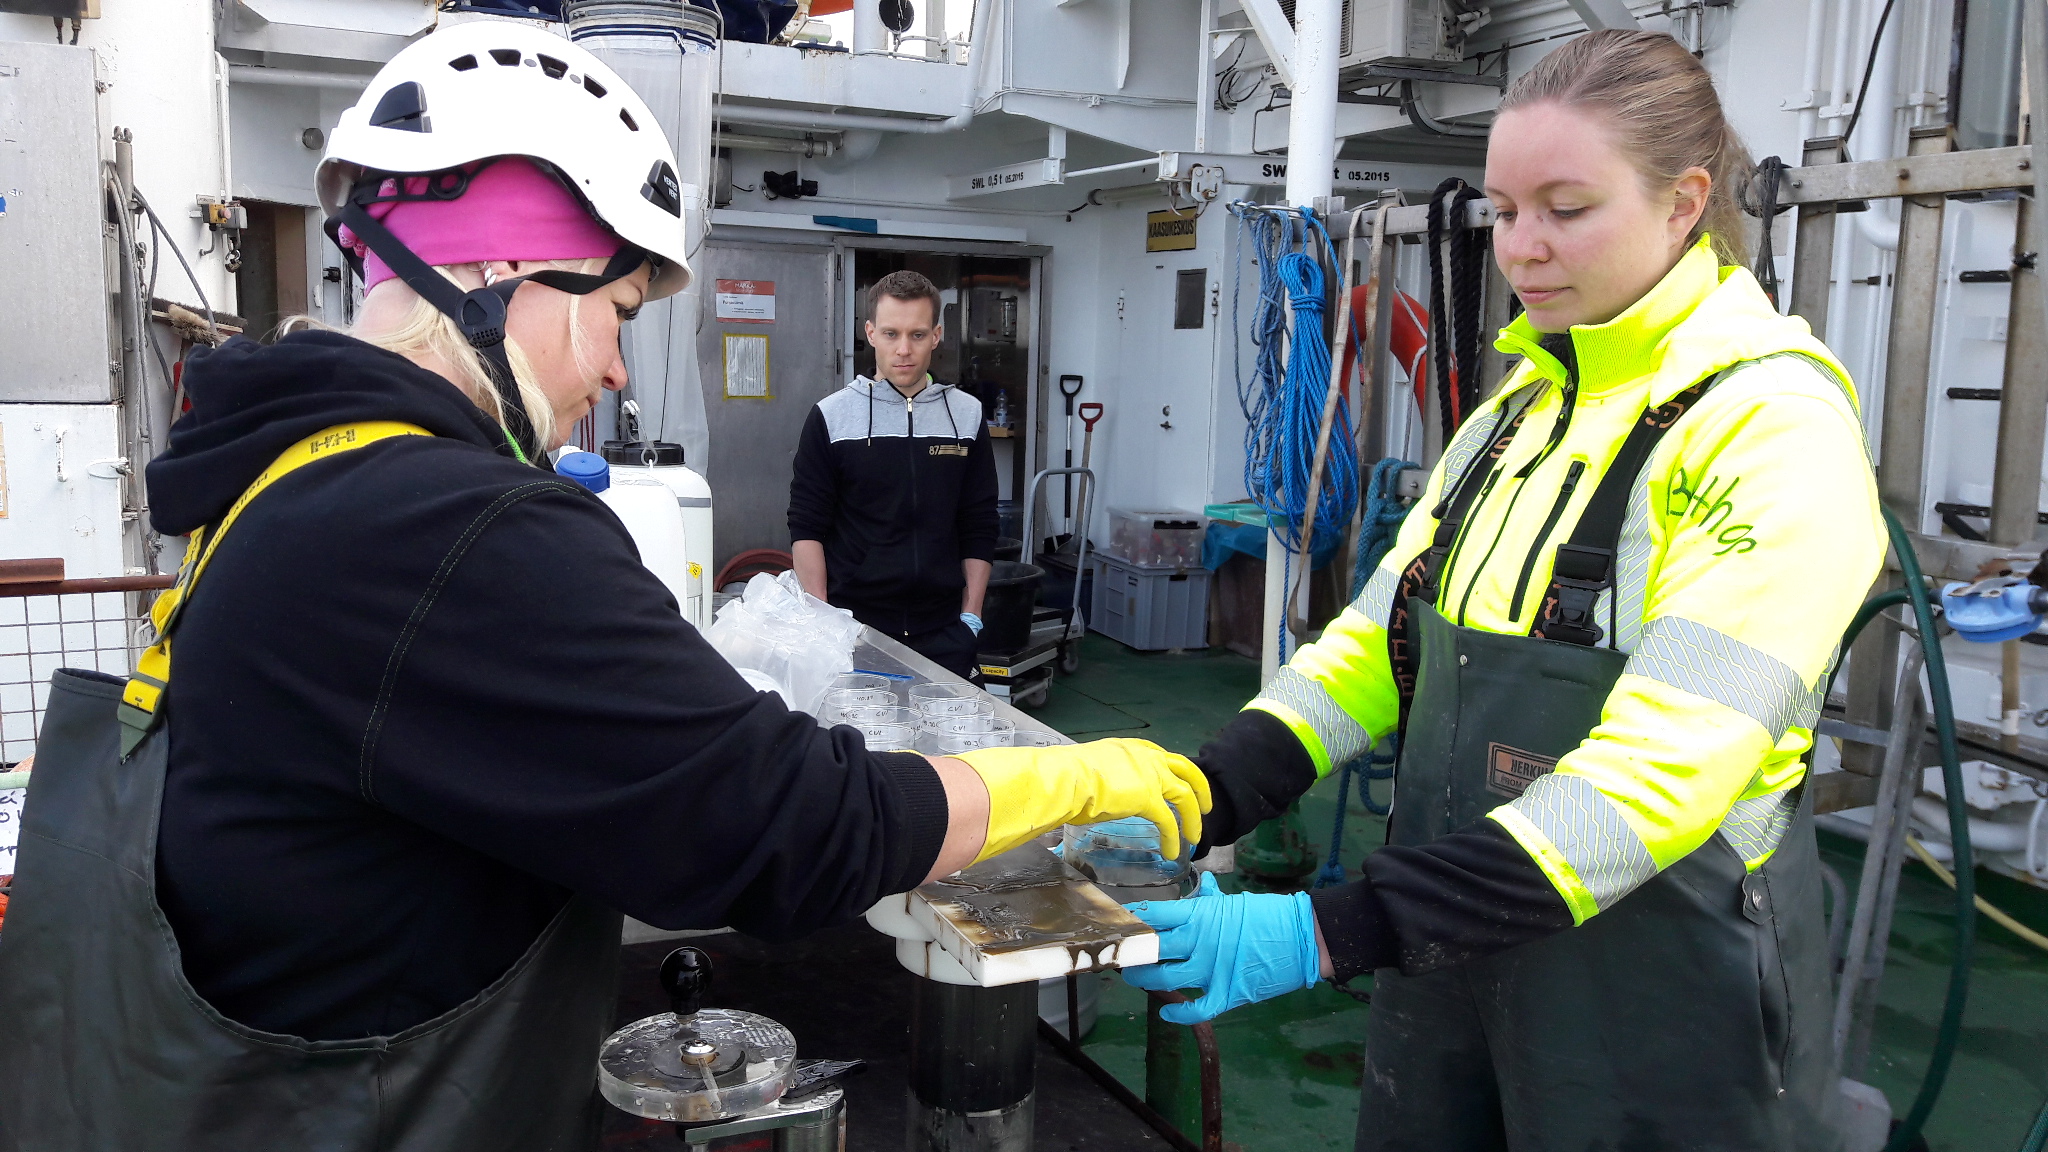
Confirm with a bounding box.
[955,737,1213,865]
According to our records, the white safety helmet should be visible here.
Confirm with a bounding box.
[318,19,692,302]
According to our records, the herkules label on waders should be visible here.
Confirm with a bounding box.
[1485,742,1557,799]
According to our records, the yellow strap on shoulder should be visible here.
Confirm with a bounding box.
[118,421,432,754]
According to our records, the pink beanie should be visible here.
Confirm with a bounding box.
[337,157,621,293]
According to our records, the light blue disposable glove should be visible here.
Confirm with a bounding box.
[1121,871,1322,1024]
[961,611,984,636]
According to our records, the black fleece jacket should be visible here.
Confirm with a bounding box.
[149,332,948,1041]
[787,378,998,636]
[1196,710,1573,982]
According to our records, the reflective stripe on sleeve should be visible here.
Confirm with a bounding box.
[1718,786,1800,869]
[1626,616,1815,742]
[1491,772,1659,923]
[1247,666,1371,779]
[1356,563,1401,629]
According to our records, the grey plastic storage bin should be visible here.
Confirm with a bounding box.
[1088,554,1210,650]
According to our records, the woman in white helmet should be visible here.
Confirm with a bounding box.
[0,22,1206,1152]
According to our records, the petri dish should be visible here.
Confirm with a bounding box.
[1062,816,1195,903]
[840,705,918,726]
[909,683,983,715]
[597,1007,796,1123]
[855,722,921,751]
[1008,730,1063,747]
[939,715,1015,737]
[916,698,992,728]
[824,687,895,713]
[830,673,894,695]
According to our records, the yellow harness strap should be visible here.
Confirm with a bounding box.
[118,422,433,754]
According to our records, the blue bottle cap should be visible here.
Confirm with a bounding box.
[555,449,611,493]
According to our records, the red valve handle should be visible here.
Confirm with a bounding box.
[1078,402,1105,430]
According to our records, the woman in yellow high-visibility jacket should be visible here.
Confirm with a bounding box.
[1123,29,1882,1151]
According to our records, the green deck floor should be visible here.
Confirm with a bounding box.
[1034,633,2048,1152]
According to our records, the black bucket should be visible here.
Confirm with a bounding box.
[980,561,1044,653]
[994,536,1023,562]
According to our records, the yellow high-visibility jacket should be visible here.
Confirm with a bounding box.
[1251,238,1884,923]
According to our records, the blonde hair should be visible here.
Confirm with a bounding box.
[1501,29,1753,268]
[287,257,616,453]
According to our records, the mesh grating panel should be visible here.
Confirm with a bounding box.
[0,578,172,765]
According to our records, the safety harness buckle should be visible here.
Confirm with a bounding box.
[1537,543,1613,647]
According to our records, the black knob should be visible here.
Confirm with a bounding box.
[660,947,713,1019]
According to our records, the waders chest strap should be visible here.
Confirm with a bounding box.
[118,422,433,756]
[1533,374,1722,647]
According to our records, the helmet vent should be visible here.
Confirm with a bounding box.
[583,75,608,99]
[538,54,568,80]
[489,48,523,67]
[449,54,478,72]
[619,108,640,132]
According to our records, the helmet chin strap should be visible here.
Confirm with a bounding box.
[336,179,654,467]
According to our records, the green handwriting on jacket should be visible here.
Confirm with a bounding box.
[1666,467,1757,556]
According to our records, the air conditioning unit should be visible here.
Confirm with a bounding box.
[1276,0,1468,71]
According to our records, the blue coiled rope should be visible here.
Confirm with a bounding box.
[1229,202,1365,663]
[1230,203,1361,559]
[1314,738,1397,888]
[1353,457,1420,599]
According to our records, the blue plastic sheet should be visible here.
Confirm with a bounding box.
[1201,521,1342,571]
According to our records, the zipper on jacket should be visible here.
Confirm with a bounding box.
[1507,458,1588,623]
[1449,382,1577,625]
[907,391,921,635]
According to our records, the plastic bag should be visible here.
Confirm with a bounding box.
[705,571,863,714]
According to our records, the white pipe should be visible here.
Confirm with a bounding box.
[722,0,996,134]
[715,132,839,156]
[1195,0,1216,152]
[1283,0,1338,207]
[1828,0,1859,133]
[1911,796,2044,854]
[1850,0,1902,251]
[853,0,890,54]
[1798,0,1830,144]
[1066,156,1162,179]
[1262,0,1340,682]
[1913,0,1942,128]
[227,65,371,90]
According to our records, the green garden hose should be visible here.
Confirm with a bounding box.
[2019,1093,2048,1152]
[1862,508,1974,1152]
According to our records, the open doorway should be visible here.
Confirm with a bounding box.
[234,201,313,343]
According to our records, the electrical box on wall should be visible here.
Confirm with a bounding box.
[1276,0,1465,71]
[0,42,113,403]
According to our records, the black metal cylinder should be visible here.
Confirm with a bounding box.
[908,977,1036,1113]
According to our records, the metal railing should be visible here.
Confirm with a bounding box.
[0,575,174,766]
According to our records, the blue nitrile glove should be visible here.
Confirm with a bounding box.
[1121,871,1322,1024]
[961,612,984,635]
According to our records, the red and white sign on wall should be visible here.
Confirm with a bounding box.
[715,279,776,323]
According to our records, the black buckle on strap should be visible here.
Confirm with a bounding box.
[1538,543,1613,646]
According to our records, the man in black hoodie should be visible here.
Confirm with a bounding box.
[788,271,999,678]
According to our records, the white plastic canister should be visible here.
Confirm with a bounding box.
[601,440,714,630]
[555,449,695,624]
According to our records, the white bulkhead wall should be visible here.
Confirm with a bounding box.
[2,1,235,578]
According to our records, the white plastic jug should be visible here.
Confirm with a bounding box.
[555,450,695,625]
[600,477,693,619]
[602,441,715,631]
